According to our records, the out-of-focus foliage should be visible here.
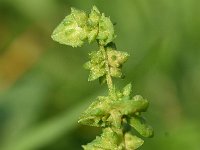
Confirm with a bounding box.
[0,0,200,150]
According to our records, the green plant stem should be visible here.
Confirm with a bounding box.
[51,6,153,149]
[99,45,115,97]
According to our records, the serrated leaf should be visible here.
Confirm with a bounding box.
[124,132,144,150]
[128,116,154,138]
[51,8,88,47]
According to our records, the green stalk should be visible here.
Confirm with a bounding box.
[99,45,115,97]
[51,5,153,150]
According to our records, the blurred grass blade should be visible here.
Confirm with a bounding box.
[1,92,103,150]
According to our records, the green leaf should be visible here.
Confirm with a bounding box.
[110,67,123,78]
[113,95,149,115]
[97,14,116,45]
[88,6,101,26]
[78,96,110,127]
[107,110,122,128]
[87,6,101,43]
[107,49,129,68]
[124,132,144,150]
[107,47,129,78]
[122,83,132,97]
[83,128,122,150]
[84,51,106,81]
[51,8,88,47]
[128,116,154,138]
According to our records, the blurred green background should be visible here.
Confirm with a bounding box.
[0,0,200,150]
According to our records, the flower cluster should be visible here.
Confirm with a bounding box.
[84,44,129,81]
[51,6,115,47]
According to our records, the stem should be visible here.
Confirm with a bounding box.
[99,45,115,97]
